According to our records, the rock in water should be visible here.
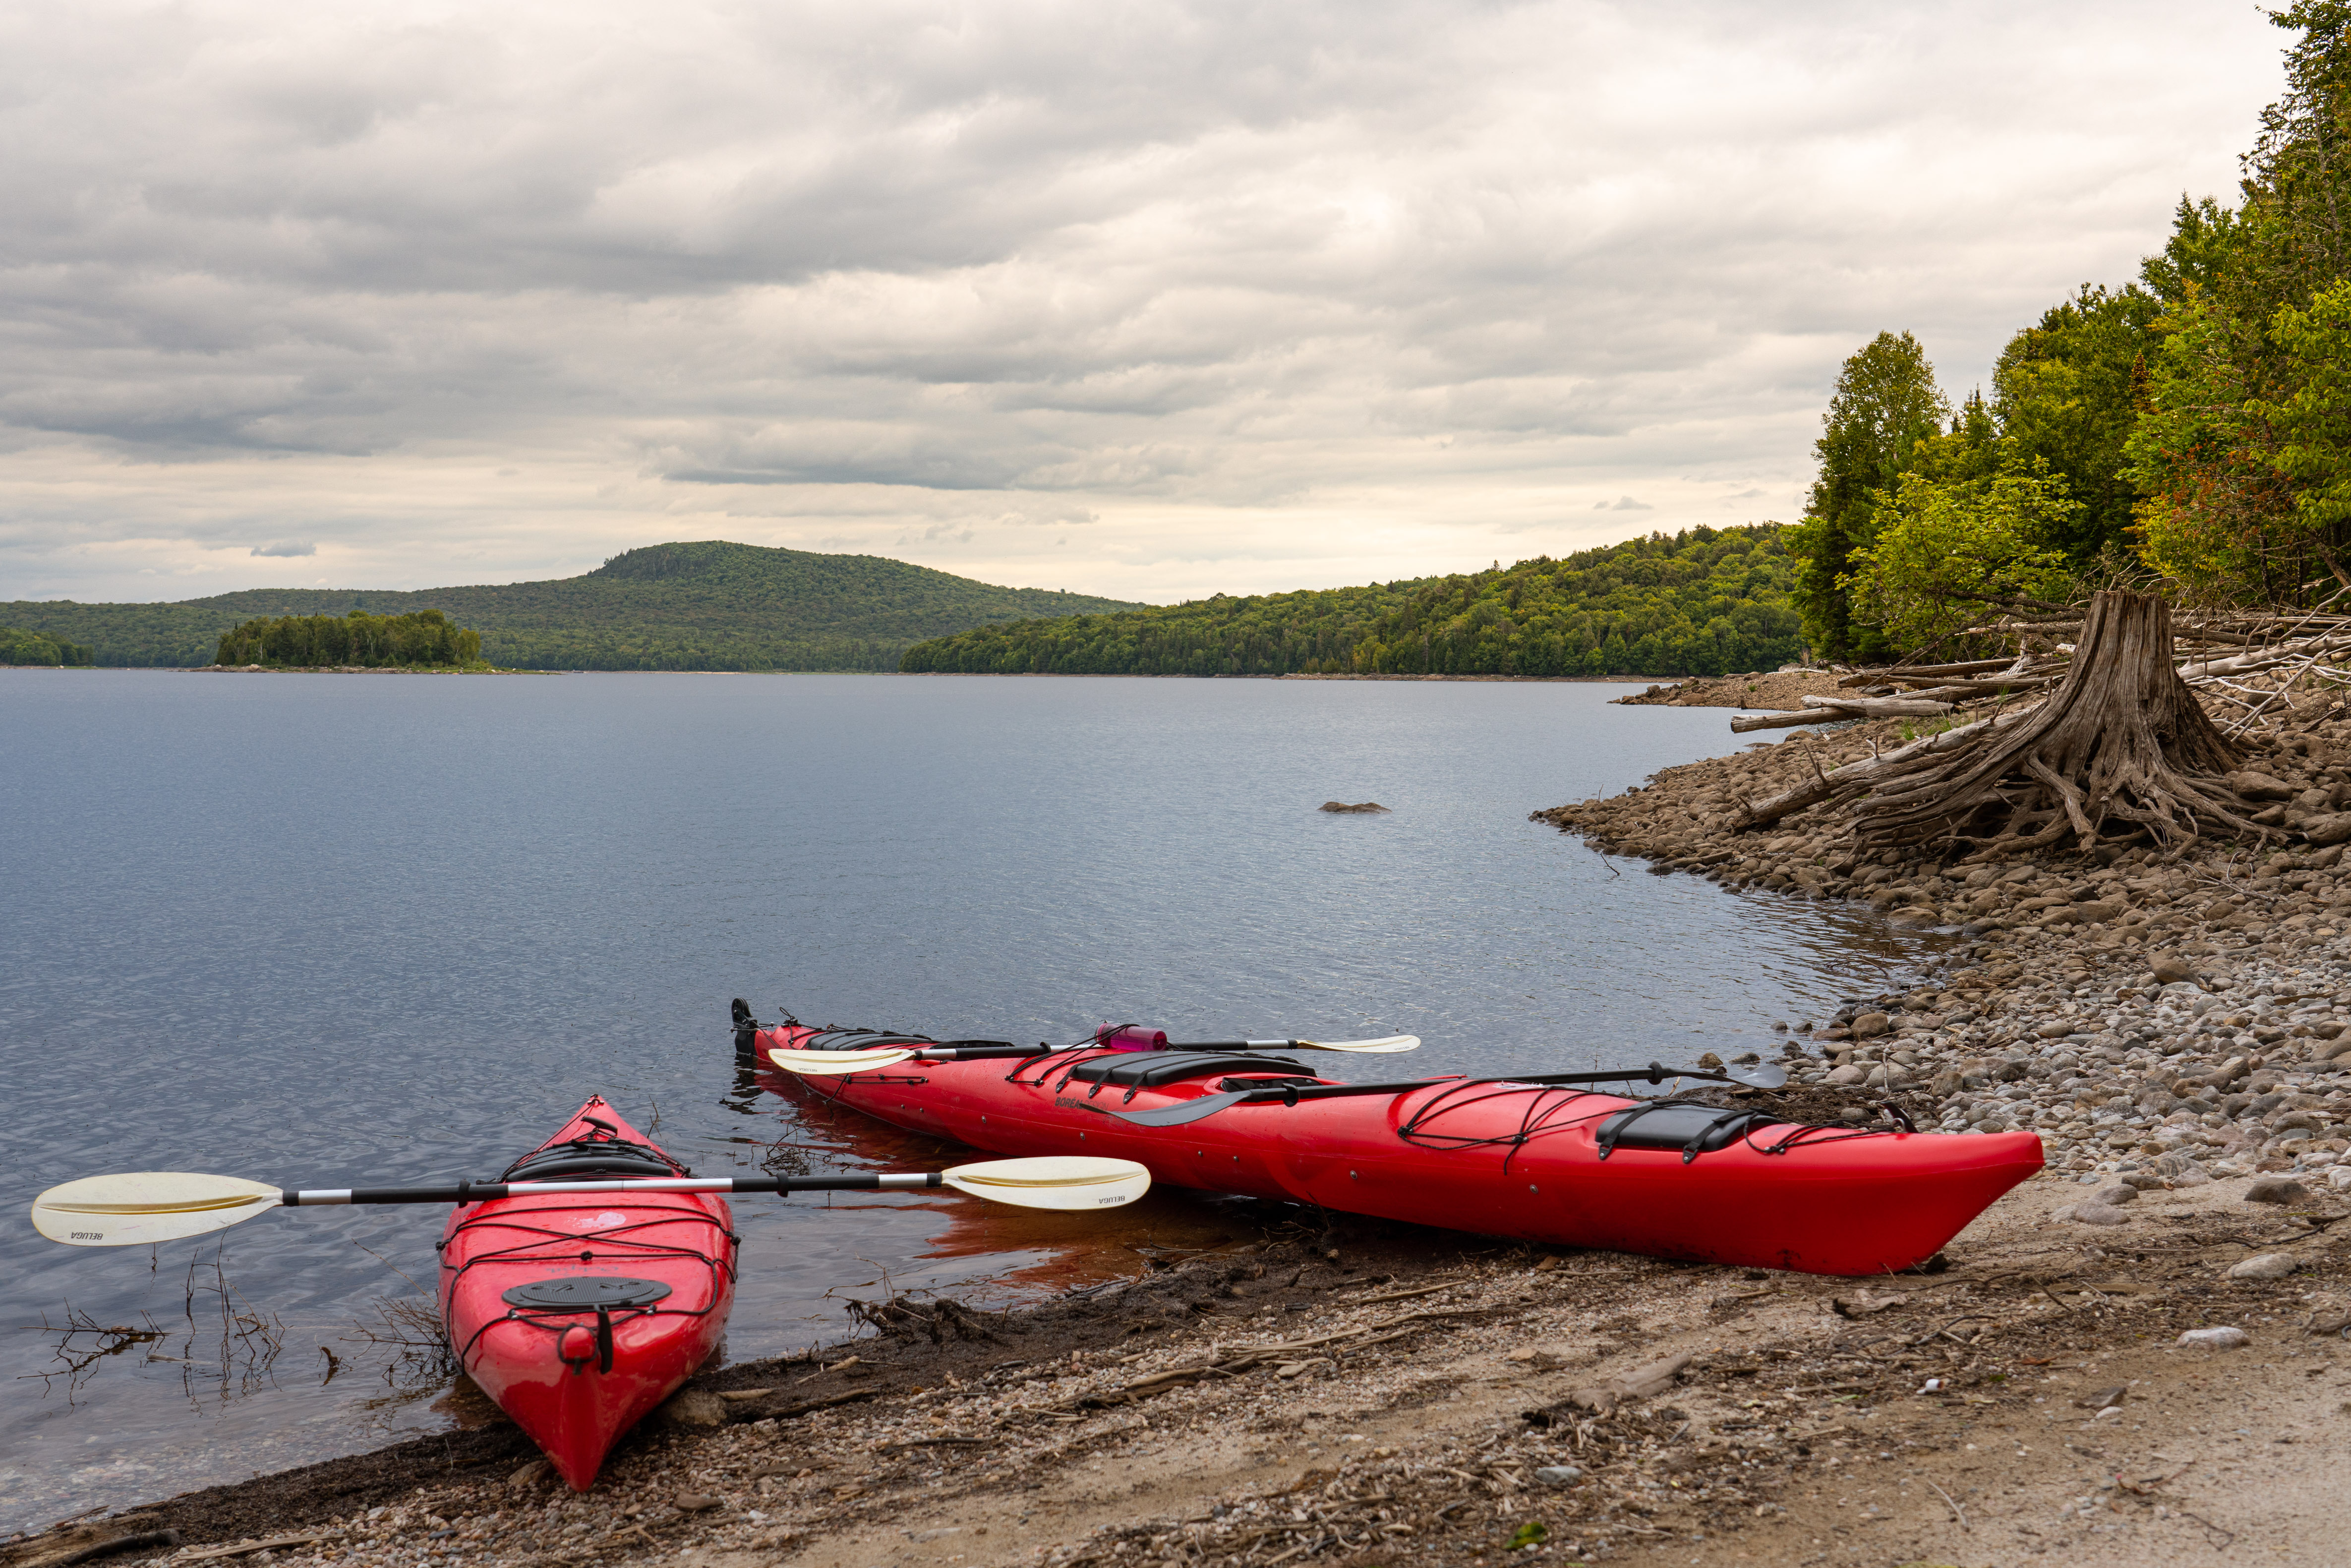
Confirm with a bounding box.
[1319,801,1391,814]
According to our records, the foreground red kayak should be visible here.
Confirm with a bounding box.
[438,1099,736,1489]
[750,1022,2040,1276]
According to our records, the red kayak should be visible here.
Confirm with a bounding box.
[749,1021,2040,1277]
[438,1099,737,1489]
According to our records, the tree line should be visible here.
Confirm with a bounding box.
[0,624,94,666]
[1792,2,2351,661]
[216,609,483,668]
[900,525,1800,677]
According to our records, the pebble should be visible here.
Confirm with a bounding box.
[674,1493,724,1512]
[2178,1327,2252,1349]
[2056,1202,2131,1226]
[2090,1182,2138,1206]
[1534,1466,1584,1485]
[2227,1253,2299,1280]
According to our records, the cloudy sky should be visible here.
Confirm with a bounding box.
[0,1,2290,604]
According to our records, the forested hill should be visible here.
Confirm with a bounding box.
[900,525,1800,678]
[0,542,1145,669]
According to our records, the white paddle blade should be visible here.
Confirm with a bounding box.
[32,1173,282,1248]
[767,1047,916,1076]
[1297,1035,1420,1054]
[941,1157,1151,1211]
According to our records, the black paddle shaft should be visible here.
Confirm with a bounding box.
[282,1173,947,1207]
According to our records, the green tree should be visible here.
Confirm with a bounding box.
[0,624,93,666]
[1841,462,2079,650]
[1990,284,2165,562]
[1790,332,1950,661]
[2250,277,2351,584]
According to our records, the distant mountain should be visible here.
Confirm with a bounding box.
[0,542,1147,670]
[901,524,1800,678]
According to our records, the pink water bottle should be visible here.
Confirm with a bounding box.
[1094,1023,1168,1052]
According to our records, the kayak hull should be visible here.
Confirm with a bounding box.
[758,1028,2040,1276]
[438,1098,737,1490]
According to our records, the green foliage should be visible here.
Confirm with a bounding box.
[1990,284,2165,562]
[0,624,93,666]
[2255,279,2351,547]
[0,542,1145,669]
[1841,462,2079,650]
[1795,332,1950,661]
[215,608,484,668]
[901,526,1802,679]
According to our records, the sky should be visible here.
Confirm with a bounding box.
[0,0,2294,606]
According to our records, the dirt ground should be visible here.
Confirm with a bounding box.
[12,1167,2348,1568]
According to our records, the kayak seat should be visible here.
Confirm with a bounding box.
[1059,1051,1309,1102]
[1594,1102,1786,1164]
[500,1138,688,1183]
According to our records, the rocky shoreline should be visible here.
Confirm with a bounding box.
[1611,671,1816,711]
[1535,705,2351,1197]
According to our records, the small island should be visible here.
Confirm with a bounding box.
[212,609,484,670]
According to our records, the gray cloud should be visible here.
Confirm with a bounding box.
[250,540,316,557]
[0,0,2289,603]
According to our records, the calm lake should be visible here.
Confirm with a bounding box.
[0,671,1934,1531]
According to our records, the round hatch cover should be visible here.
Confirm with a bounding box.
[500,1276,673,1311]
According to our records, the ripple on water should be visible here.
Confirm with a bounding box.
[0,672,1936,1529]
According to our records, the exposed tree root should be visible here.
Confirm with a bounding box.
[1844,590,2264,855]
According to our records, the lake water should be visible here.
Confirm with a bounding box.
[0,671,1936,1531]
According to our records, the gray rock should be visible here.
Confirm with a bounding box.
[2245,1177,2313,1205]
[2090,1182,2139,1206]
[2178,1326,2252,1349]
[2228,1253,2298,1280]
[1851,1012,1891,1039]
[1535,1466,1585,1485]
[649,1387,728,1428]
[1825,1064,1865,1085]
[2060,1202,2131,1226]
[2305,812,2351,847]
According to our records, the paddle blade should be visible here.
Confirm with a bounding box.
[1726,1062,1789,1089]
[940,1157,1150,1210]
[32,1173,282,1248]
[1096,1089,1254,1127]
[1295,1035,1419,1054]
[767,1047,915,1076]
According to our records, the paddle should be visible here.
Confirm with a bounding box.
[1093,1059,1791,1128]
[30,1156,1154,1249]
[766,1034,1420,1076]
[1171,1036,1419,1055]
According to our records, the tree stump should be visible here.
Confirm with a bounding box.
[1848,590,2258,854]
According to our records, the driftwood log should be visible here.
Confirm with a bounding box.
[1845,591,2258,852]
